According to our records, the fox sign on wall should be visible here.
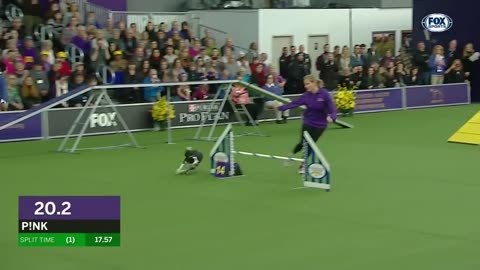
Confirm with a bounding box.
[422,13,453,32]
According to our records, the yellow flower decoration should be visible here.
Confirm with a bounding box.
[152,97,175,121]
[334,84,357,115]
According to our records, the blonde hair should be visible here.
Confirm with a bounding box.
[433,45,444,55]
[303,74,324,88]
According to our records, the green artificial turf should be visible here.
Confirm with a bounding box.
[1,104,479,270]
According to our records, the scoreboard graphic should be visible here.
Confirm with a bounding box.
[18,196,120,247]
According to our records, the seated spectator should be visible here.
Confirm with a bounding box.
[90,39,111,71]
[20,76,41,109]
[237,67,250,82]
[61,17,79,47]
[338,67,355,89]
[8,18,25,40]
[143,69,164,102]
[40,40,55,65]
[174,73,192,101]
[56,52,72,77]
[218,69,234,80]
[193,47,211,63]
[47,11,65,43]
[263,75,289,124]
[187,64,201,82]
[72,62,87,77]
[3,50,19,74]
[224,55,240,77]
[45,2,61,22]
[360,67,379,89]
[193,80,211,100]
[122,28,138,56]
[110,51,128,72]
[250,63,266,87]
[394,63,407,87]
[72,26,92,57]
[0,74,6,111]
[350,66,364,88]
[189,39,202,58]
[68,72,87,107]
[171,59,186,79]
[54,75,69,107]
[163,45,178,65]
[4,74,24,111]
[230,82,258,126]
[140,60,152,78]
[13,61,29,86]
[30,62,49,102]
[21,36,39,69]
[122,61,144,103]
[109,29,126,52]
[85,11,101,29]
[405,67,420,86]
[380,50,395,68]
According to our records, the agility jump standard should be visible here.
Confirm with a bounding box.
[210,124,331,191]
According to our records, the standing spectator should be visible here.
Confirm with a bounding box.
[351,44,365,67]
[286,53,309,94]
[336,46,353,72]
[22,0,43,36]
[413,41,430,85]
[279,47,289,79]
[318,51,338,91]
[428,45,447,85]
[295,44,312,74]
[395,47,412,72]
[366,43,381,68]
[461,43,477,80]
[445,39,460,67]
[445,59,466,83]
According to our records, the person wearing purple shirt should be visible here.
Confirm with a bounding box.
[277,74,337,173]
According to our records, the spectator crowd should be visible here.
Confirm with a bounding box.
[0,0,476,114]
